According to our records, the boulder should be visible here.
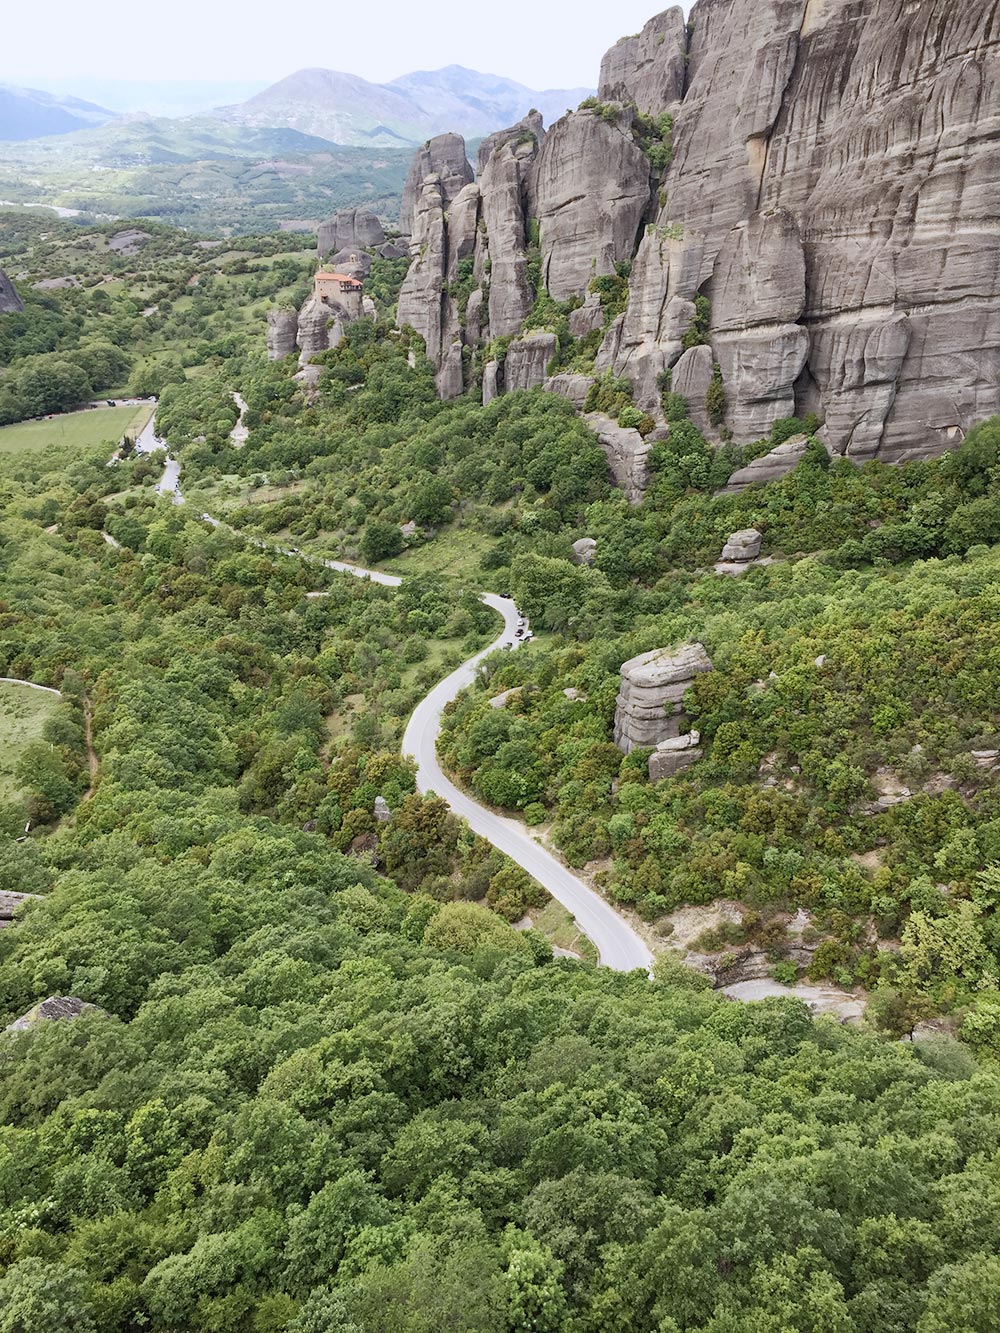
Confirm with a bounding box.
[571,537,597,565]
[599,7,688,115]
[483,360,501,405]
[374,796,392,823]
[326,247,372,279]
[266,307,299,360]
[649,730,703,781]
[532,104,651,302]
[505,331,557,393]
[317,206,385,257]
[376,240,410,260]
[720,528,763,562]
[0,891,40,929]
[108,228,150,254]
[0,268,23,313]
[7,996,104,1032]
[614,642,713,753]
[584,412,652,505]
[400,132,474,235]
[719,434,812,494]
[568,291,606,337]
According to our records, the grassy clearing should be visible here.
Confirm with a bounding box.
[0,404,151,455]
[0,680,60,804]
[384,523,495,584]
[532,899,599,965]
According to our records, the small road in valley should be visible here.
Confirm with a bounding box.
[131,428,652,972]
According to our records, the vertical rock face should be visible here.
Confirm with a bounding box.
[533,105,651,302]
[583,413,654,505]
[647,0,1000,458]
[614,643,714,753]
[400,133,475,235]
[505,332,558,393]
[599,7,688,114]
[0,269,23,313]
[481,139,539,339]
[317,207,385,258]
[397,177,448,364]
[266,308,299,360]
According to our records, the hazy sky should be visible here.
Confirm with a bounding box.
[7,0,691,92]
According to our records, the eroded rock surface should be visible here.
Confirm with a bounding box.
[720,529,763,562]
[614,642,713,753]
[505,332,557,393]
[584,412,653,505]
[266,308,299,360]
[7,996,105,1032]
[719,435,813,494]
[599,7,688,115]
[400,133,474,235]
[0,268,23,313]
[318,207,385,258]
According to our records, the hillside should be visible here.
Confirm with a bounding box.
[0,84,113,142]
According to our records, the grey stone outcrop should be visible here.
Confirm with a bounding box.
[614,642,713,753]
[400,133,474,235]
[532,104,651,302]
[0,891,40,929]
[599,7,688,115]
[544,373,593,409]
[649,730,703,781]
[671,345,715,433]
[7,996,105,1032]
[583,412,652,505]
[720,529,763,562]
[0,268,23,313]
[505,332,557,393]
[318,207,385,257]
[571,537,597,565]
[397,176,448,363]
[477,111,545,175]
[266,308,299,360]
[719,435,812,495]
[481,140,538,339]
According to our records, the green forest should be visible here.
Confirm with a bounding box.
[2,212,1000,1331]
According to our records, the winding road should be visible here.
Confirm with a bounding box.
[129,420,652,971]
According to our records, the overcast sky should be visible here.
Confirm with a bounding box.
[6,0,691,92]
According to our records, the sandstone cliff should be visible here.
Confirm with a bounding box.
[395,0,1000,467]
[0,268,23,314]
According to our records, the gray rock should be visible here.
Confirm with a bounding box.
[0,268,24,313]
[401,132,474,235]
[505,331,557,392]
[0,890,40,929]
[318,207,385,257]
[571,537,597,565]
[397,177,447,362]
[720,528,763,562]
[326,247,372,279]
[651,0,1000,461]
[374,796,392,823]
[719,435,812,495]
[477,111,546,175]
[481,141,537,339]
[671,344,715,433]
[608,222,705,410]
[7,996,104,1032]
[714,324,810,442]
[108,228,150,254]
[532,104,651,302]
[483,360,501,405]
[614,642,713,753]
[568,292,606,337]
[376,241,410,260]
[296,293,341,360]
[544,372,593,409]
[649,730,703,781]
[599,7,688,114]
[584,412,652,505]
[445,182,481,283]
[266,308,299,360]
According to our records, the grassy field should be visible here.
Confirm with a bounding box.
[532,899,599,965]
[0,680,61,805]
[0,404,152,454]
[383,523,496,584]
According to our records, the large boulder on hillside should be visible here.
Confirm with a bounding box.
[7,996,105,1032]
[719,435,814,494]
[266,307,299,360]
[614,642,713,753]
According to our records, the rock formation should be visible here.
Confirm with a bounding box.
[505,332,557,393]
[571,536,597,565]
[533,105,651,302]
[7,996,105,1032]
[266,308,299,360]
[614,642,713,753]
[720,435,813,495]
[583,413,654,505]
[400,133,475,235]
[719,528,763,562]
[0,890,39,929]
[599,7,687,115]
[649,729,702,781]
[394,0,1000,473]
[0,268,23,314]
[317,207,385,258]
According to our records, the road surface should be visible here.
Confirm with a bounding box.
[134,413,183,505]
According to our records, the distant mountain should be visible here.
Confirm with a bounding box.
[0,85,114,142]
[15,78,272,119]
[213,64,592,147]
